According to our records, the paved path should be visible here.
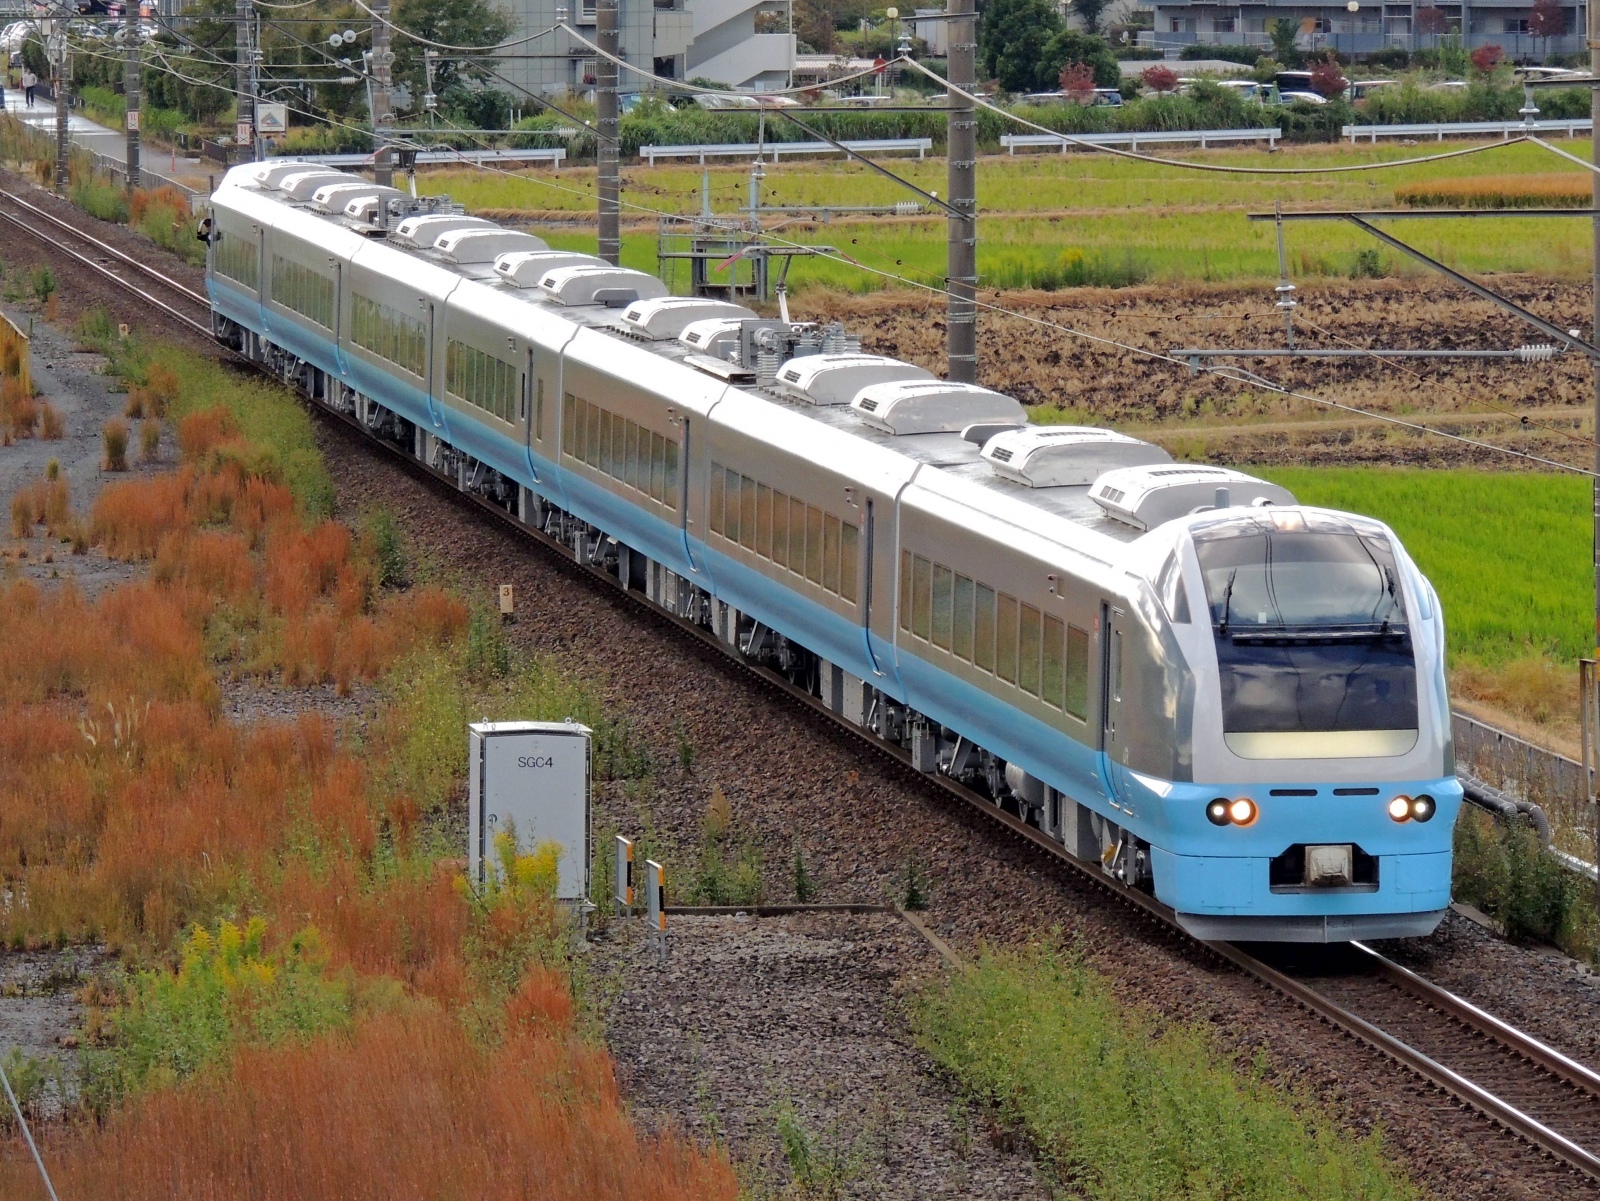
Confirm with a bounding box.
[7,92,215,196]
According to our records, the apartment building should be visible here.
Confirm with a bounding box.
[1142,0,1587,56]
[494,0,794,95]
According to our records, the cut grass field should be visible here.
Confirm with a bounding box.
[428,139,1600,292]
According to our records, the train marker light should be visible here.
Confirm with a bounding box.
[1388,795,1413,822]
[1227,797,1258,826]
[1207,799,1231,826]
[1410,794,1436,823]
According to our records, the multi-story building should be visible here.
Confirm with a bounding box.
[1141,0,1587,57]
[494,0,794,96]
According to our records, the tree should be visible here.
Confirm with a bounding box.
[1529,0,1564,54]
[1058,61,1096,99]
[392,0,512,100]
[979,0,1065,91]
[1309,59,1348,98]
[1414,6,1447,48]
[1469,42,1504,73]
[1141,64,1179,92]
[1070,0,1109,35]
[1267,17,1300,67]
[1040,29,1121,90]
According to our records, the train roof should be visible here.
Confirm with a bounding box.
[214,164,1293,560]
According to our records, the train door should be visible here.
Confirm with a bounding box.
[1100,602,1131,800]
[861,497,883,677]
[424,301,442,430]
[680,416,699,573]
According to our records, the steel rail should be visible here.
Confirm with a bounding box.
[24,215,1600,1183]
[0,188,213,336]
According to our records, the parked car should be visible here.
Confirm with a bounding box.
[1348,79,1395,101]
[1280,90,1328,105]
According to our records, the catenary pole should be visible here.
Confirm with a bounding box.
[235,0,252,161]
[124,0,140,193]
[596,0,620,265]
[52,14,67,198]
[945,0,977,383]
[371,0,394,186]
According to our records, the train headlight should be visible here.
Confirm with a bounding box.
[1410,794,1436,823]
[1227,797,1258,827]
[1388,795,1412,822]
[1207,799,1231,826]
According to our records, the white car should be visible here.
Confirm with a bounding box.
[1280,90,1327,105]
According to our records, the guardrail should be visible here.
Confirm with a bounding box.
[1342,118,1591,143]
[638,137,933,166]
[999,127,1280,153]
[296,147,567,168]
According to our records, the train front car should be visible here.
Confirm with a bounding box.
[1121,504,1458,943]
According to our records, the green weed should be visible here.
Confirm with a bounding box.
[914,943,1419,1201]
[1452,807,1592,955]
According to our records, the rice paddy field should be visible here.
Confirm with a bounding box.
[425,138,1600,293]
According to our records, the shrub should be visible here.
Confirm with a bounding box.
[38,400,63,439]
[1142,64,1179,93]
[140,418,161,462]
[103,418,129,471]
[1,375,36,439]
[1470,43,1504,73]
[30,265,53,304]
[1453,808,1586,951]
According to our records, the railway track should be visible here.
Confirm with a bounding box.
[19,191,1600,1185]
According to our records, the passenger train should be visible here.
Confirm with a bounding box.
[204,160,1461,942]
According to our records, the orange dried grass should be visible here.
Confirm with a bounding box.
[1,375,36,440]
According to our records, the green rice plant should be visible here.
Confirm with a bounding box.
[914,943,1419,1201]
[1258,466,1590,665]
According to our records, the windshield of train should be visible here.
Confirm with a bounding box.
[1192,511,1417,735]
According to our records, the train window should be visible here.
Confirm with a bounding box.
[974,584,996,672]
[611,415,625,481]
[709,463,725,535]
[805,507,824,585]
[772,490,790,569]
[899,551,913,632]
[618,422,633,489]
[599,411,613,476]
[563,392,577,451]
[840,521,858,603]
[270,256,334,329]
[953,575,974,660]
[1020,604,1042,696]
[215,233,259,289]
[931,564,953,650]
[722,469,740,541]
[824,514,842,595]
[1065,624,1089,720]
[588,405,602,469]
[664,440,679,511]
[739,475,756,549]
[1042,615,1065,708]
[646,433,661,503]
[996,594,1019,684]
[789,497,806,575]
[1112,631,1122,703]
[911,554,932,640]
[757,485,773,558]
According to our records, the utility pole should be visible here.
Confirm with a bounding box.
[596,0,620,266]
[235,0,253,161]
[51,15,68,199]
[123,0,140,194]
[370,0,393,186]
[1592,0,1600,663]
[945,0,977,382]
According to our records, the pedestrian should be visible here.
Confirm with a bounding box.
[21,69,34,108]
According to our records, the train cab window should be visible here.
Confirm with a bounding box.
[996,594,1019,684]
[952,575,975,660]
[1065,624,1090,719]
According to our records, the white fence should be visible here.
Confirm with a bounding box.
[999,127,1281,154]
[638,137,933,166]
[1342,118,1591,143]
[299,147,568,168]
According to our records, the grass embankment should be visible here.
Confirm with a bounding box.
[915,944,1418,1201]
[427,139,1598,292]
[0,321,736,1197]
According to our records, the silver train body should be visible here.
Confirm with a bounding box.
[205,162,1461,942]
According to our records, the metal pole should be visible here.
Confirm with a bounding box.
[0,1056,60,1201]
[52,20,67,198]
[945,0,976,383]
[370,0,393,186]
[1591,0,1600,664]
[596,0,620,266]
[124,0,139,194]
[235,0,252,162]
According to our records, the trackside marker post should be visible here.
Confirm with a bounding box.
[645,858,666,963]
[615,835,633,918]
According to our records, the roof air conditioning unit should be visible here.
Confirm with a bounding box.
[775,354,934,406]
[434,228,549,264]
[252,160,323,189]
[495,250,609,287]
[537,264,670,307]
[982,426,1172,488]
[1089,465,1296,531]
[312,182,401,214]
[850,380,1026,435]
[278,170,360,201]
[620,296,756,340]
[391,214,497,248]
[678,316,747,359]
